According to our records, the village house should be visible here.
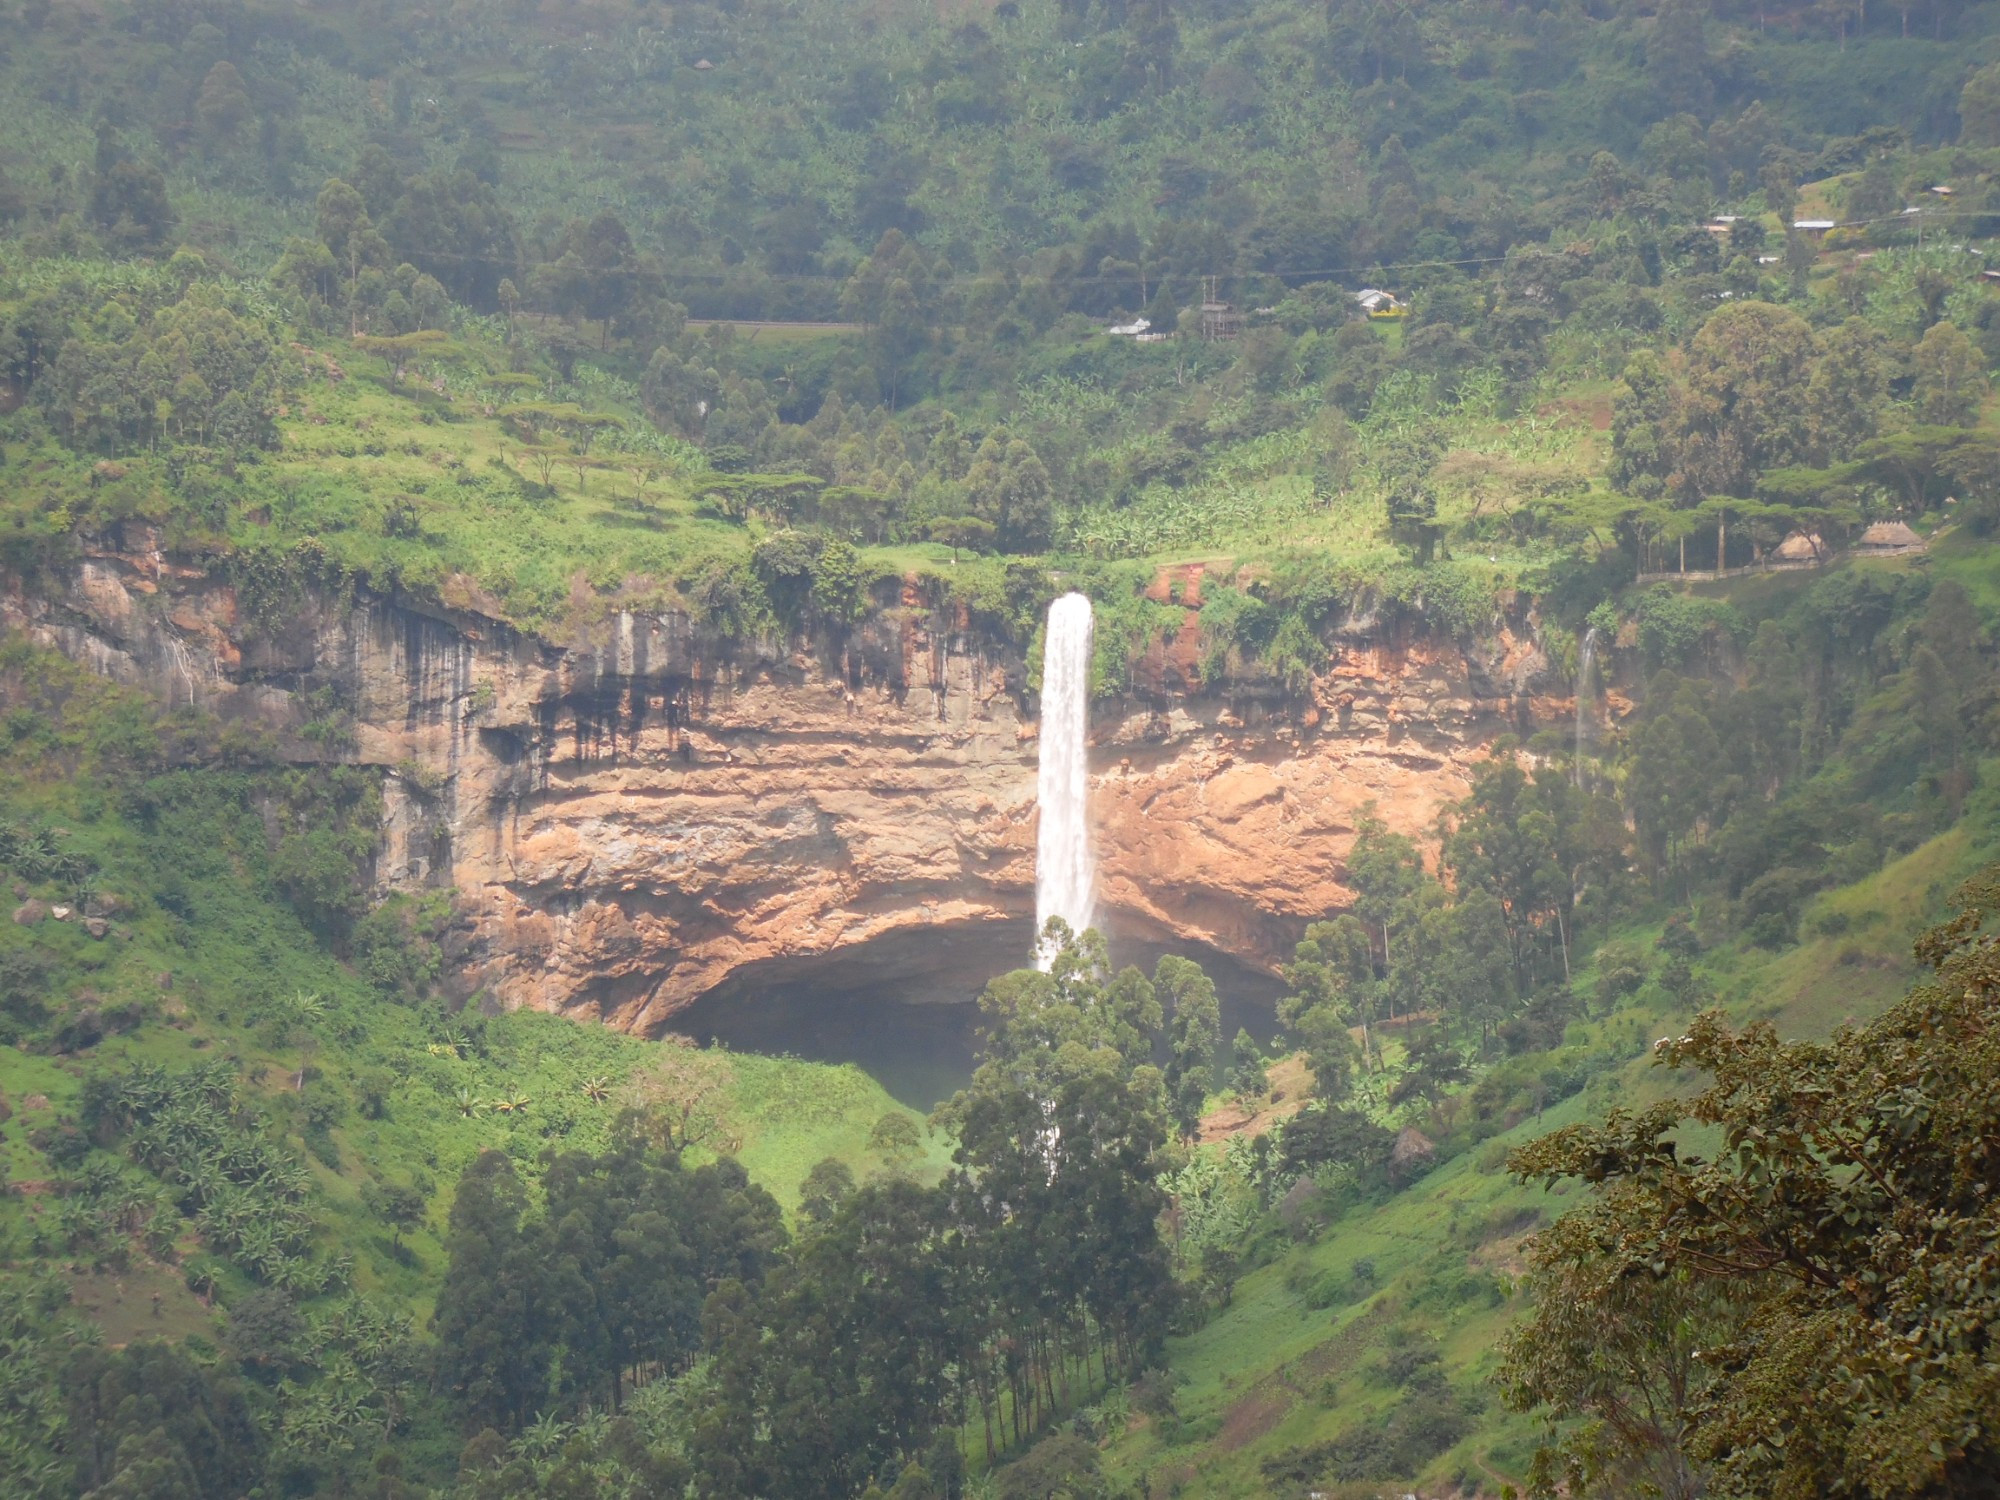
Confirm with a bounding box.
[1853,520,1926,556]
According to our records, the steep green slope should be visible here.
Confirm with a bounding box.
[1107,813,1999,1499]
[0,636,940,1344]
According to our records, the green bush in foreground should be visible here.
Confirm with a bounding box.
[1502,871,2000,1499]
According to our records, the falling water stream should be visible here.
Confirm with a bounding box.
[682,589,1284,1103]
[1034,592,1096,967]
[1575,624,1599,788]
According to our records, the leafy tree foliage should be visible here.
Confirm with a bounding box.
[40,285,288,452]
[1504,872,2000,1498]
[434,1141,781,1431]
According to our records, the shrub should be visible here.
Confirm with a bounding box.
[1635,587,1742,668]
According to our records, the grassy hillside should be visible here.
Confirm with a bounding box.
[0,638,941,1345]
[1097,812,1999,1499]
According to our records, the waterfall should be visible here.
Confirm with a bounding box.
[1574,625,1599,788]
[160,630,199,708]
[1035,592,1096,967]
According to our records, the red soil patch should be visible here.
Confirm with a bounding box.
[1539,393,1613,430]
[1199,1055,1312,1144]
[1214,1388,1290,1453]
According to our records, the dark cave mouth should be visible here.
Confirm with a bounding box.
[671,916,1288,1110]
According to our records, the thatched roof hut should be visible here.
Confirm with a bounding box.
[1774,531,1825,562]
[1854,520,1925,555]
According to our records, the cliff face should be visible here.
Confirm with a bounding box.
[3,533,1558,1032]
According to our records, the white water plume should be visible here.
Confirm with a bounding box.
[1575,624,1599,788]
[1034,592,1096,967]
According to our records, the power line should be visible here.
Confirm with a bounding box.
[313,240,1521,286]
[302,208,1999,293]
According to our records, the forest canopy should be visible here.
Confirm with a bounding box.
[4,0,2000,1497]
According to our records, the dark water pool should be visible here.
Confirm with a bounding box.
[672,919,1287,1110]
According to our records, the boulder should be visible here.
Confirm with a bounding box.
[49,905,72,921]
[83,917,111,939]
[12,899,48,926]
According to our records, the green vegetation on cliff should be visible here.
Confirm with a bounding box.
[7,0,2000,685]
[5,0,2000,1496]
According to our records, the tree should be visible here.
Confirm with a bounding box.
[1499,1212,1744,1500]
[1394,888,1517,1052]
[868,1111,924,1175]
[1228,1027,1269,1104]
[842,229,939,405]
[696,1178,955,1496]
[223,1288,307,1384]
[1381,423,1445,561]
[1440,754,1600,988]
[1156,955,1220,1140]
[1647,0,1713,116]
[926,514,996,561]
[61,1340,262,1498]
[627,1046,732,1152]
[641,346,723,439]
[1911,321,1984,427]
[43,284,288,452]
[1274,1103,1395,1184]
[536,211,663,347]
[1609,348,1676,501]
[1283,915,1377,1076]
[1624,676,1725,881]
[1345,809,1425,968]
[1288,1000,1360,1102]
[360,1178,427,1250]
[352,329,450,389]
[798,1156,856,1223]
[997,1433,1107,1500]
[431,1152,559,1431]
[1387,1027,1470,1107]
[89,125,177,250]
[1961,61,2000,146]
[380,168,518,309]
[933,926,1179,1442]
[1844,151,1901,227]
[963,431,1054,553]
[1759,149,1802,226]
[195,62,253,144]
[1504,872,2000,1498]
[541,1141,781,1414]
[1805,318,1892,463]
[1673,300,1815,502]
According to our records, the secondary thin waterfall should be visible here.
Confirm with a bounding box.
[1035,592,1096,967]
[1574,624,1599,788]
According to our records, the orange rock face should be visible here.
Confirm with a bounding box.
[6,536,1554,1033]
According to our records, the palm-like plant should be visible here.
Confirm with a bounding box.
[270,1254,325,1294]
[452,1088,480,1118]
[518,1411,567,1459]
[234,1219,284,1276]
[581,1076,611,1103]
[288,990,328,1023]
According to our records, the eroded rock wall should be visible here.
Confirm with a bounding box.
[4,532,1557,1031]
